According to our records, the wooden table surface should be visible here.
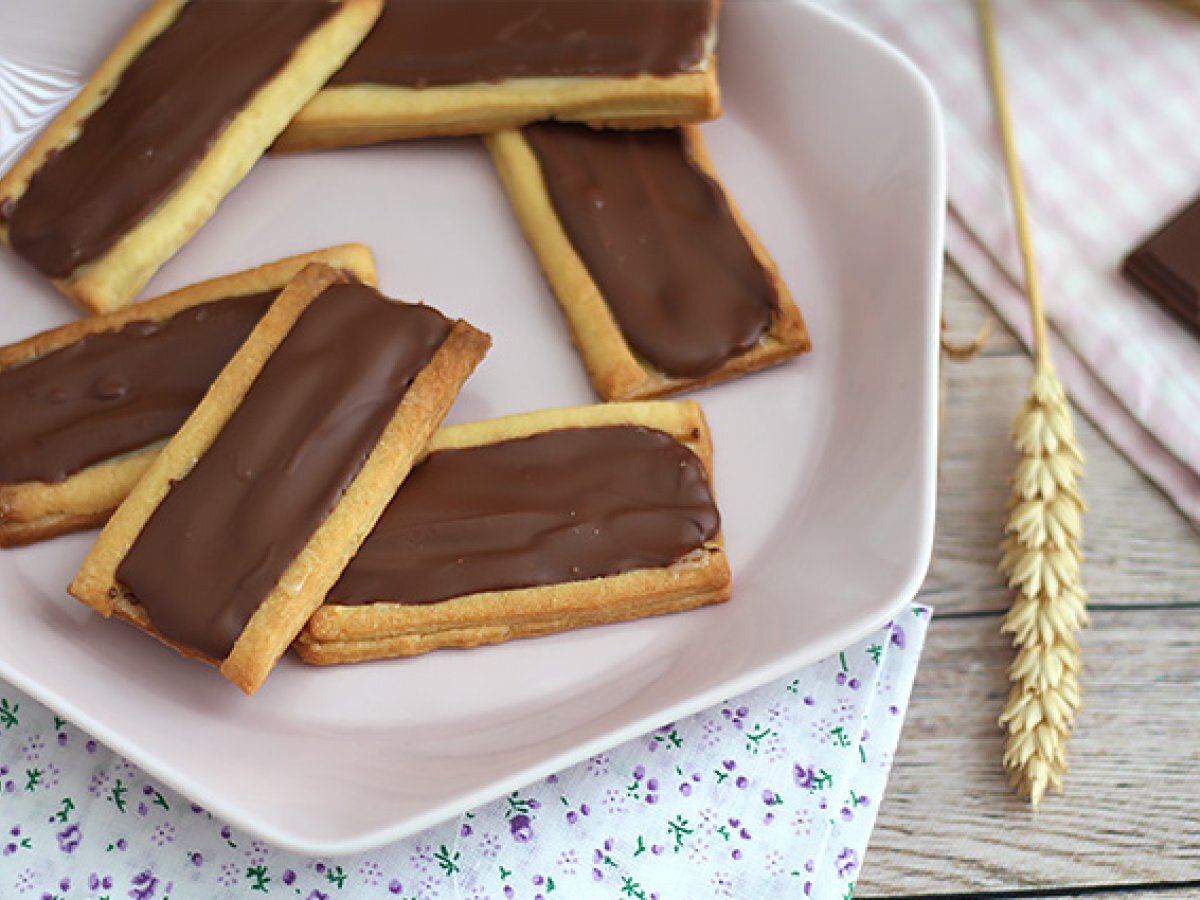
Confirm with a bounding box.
[856,264,1200,899]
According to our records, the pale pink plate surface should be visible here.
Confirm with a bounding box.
[0,0,942,854]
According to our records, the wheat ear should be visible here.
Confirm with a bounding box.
[978,0,1089,805]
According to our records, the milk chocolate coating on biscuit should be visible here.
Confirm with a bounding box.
[0,293,272,485]
[117,283,452,659]
[8,0,336,279]
[1123,196,1200,334]
[330,0,714,89]
[329,425,720,605]
[524,124,776,379]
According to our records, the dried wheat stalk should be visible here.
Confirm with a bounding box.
[997,363,1089,803]
[978,0,1089,805]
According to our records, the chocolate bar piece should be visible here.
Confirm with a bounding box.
[295,401,731,663]
[488,123,810,400]
[0,245,376,547]
[1123,195,1200,334]
[70,264,490,694]
[273,0,720,152]
[0,0,382,312]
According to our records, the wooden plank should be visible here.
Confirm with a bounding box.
[942,259,1023,358]
[863,888,1200,899]
[1073,891,1200,900]
[855,610,1200,896]
[861,887,1200,900]
[928,351,1200,613]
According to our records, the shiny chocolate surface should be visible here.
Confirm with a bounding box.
[331,0,713,88]
[9,0,336,278]
[526,123,776,378]
[331,425,720,605]
[117,283,452,658]
[0,292,272,484]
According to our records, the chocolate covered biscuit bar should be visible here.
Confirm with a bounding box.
[0,245,376,547]
[273,0,720,153]
[0,0,382,313]
[1123,195,1200,337]
[294,401,730,663]
[487,123,810,401]
[70,264,490,694]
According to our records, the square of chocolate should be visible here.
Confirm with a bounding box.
[1123,195,1200,334]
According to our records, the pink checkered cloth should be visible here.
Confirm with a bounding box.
[822,0,1200,525]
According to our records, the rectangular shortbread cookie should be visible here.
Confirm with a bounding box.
[487,124,810,401]
[272,0,720,153]
[0,0,382,313]
[294,400,731,663]
[0,245,376,547]
[69,263,490,694]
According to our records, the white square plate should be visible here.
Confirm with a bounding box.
[0,0,942,854]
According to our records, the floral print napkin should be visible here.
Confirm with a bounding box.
[0,607,928,900]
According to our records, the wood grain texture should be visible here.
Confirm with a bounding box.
[863,887,1200,900]
[1070,892,1200,900]
[929,298,1200,615]
[942,259,1023,357]
[862,269,1200,898]
[857,610,1200,895]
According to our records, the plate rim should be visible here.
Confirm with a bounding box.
[0,0,945,855]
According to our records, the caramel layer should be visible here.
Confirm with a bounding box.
[116,283,451,658]
[8,0,336,278]
[0,293,272,485]
[524,124,776,379]
[329,425,720,605]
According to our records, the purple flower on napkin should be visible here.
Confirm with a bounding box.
[793,763,815,789]
[55,823,81,853]
[835,846,859,878]
[509,814,533,843]
[127,869,159,900]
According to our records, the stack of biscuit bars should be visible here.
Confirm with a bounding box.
[0,0,810,694]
